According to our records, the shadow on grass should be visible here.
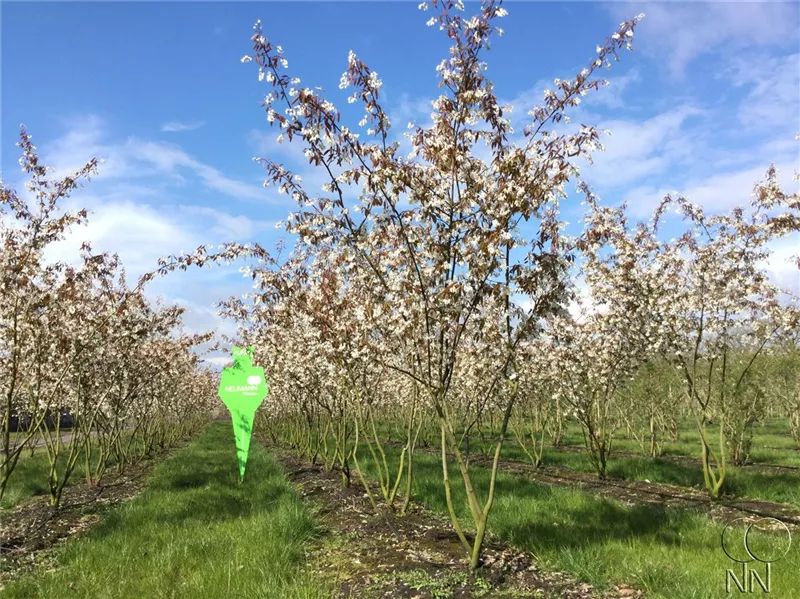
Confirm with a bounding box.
[86,423,292,536]
[606,457,705,486]
[1,445,121,510]
[496,496,677,553]
[724,470,800,504]
[3,422,328,599]
[375,448,683,556]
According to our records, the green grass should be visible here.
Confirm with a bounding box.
[549,418,800,469]
[1,430,203,510]
[1,448,57,510]
[4,431,30,443]
[2,422,330,599]
[501,445,800,506]
[446,418,800,467]
[443,420,800,506]
[1,438,126,510]
[352,441,800,599]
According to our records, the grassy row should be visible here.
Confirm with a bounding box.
[547,418,800,468]
[1,432,161,510]
[6,417,796,511]
[1,440,119,510]
[3,422,329,599]
[466,440,800,506]
[352,442,800,599]
[6,418,798,599]
[2,429,222,510]
[400,418,800,506]
[402,417,800,468]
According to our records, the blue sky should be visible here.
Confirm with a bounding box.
[2,1,798,363]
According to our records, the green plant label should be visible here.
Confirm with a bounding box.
[217,346,268,481]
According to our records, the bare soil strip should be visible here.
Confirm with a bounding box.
[273,448,643,599]
[384,440,800,529]
[435,448,800,530]
[539,443,800,473]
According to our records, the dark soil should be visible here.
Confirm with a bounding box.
[0,440,190,588]
[544,443,800,473]
[272,448,643,599]
[450,450,800,531]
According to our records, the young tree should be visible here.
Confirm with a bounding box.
[544,192,668,478]
[1,127,97,499]
[1,128,219,507]
[163,0,644,569]
[652,165,799,497]
[235,0,644,567]
[615,360,683,457]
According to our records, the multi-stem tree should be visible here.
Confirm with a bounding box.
[1,128,219,508]
[543,191,668,479]
[652,165,799,498]
[234,0,644,568]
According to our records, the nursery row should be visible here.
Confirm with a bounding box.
[1,133,218,509]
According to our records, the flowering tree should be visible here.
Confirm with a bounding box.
[615,360,683,457]
[495,336,555,467]
[539,191,669,478]
[1,128,96,499]
[649,165,800,497]
[192,240,424,513]
[1,128,218,507]
[766,331,800,449]
[230,0,645,568]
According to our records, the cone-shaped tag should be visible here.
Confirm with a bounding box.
[218,346,268,482]
[231,409,256,481]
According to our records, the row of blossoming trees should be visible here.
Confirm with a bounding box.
[154,0,799,569]
[0,131,219,508]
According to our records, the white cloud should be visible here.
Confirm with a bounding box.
[42,196,196,278]
[764,235,800,297]
[161,121,205,133]
[248,128,309,166]
[496,60,639,126]
[499,81,548,131]
[249,128,358,201]
[177,205,276,241]
[169,295,240,338]
[40,190,277,286]
[36,116,284,205]
[612,1,799,78]
[723,52,800,132]
[567,279,609,322]
[589,68,641,109]
[37,191,254,349]
[621,158,799,218]
[44,115,128,179]
[205,356,232,368]
[123,138,277,203]
[582,105,704,189]
[390,92,434,130]
[14,116,290,358]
